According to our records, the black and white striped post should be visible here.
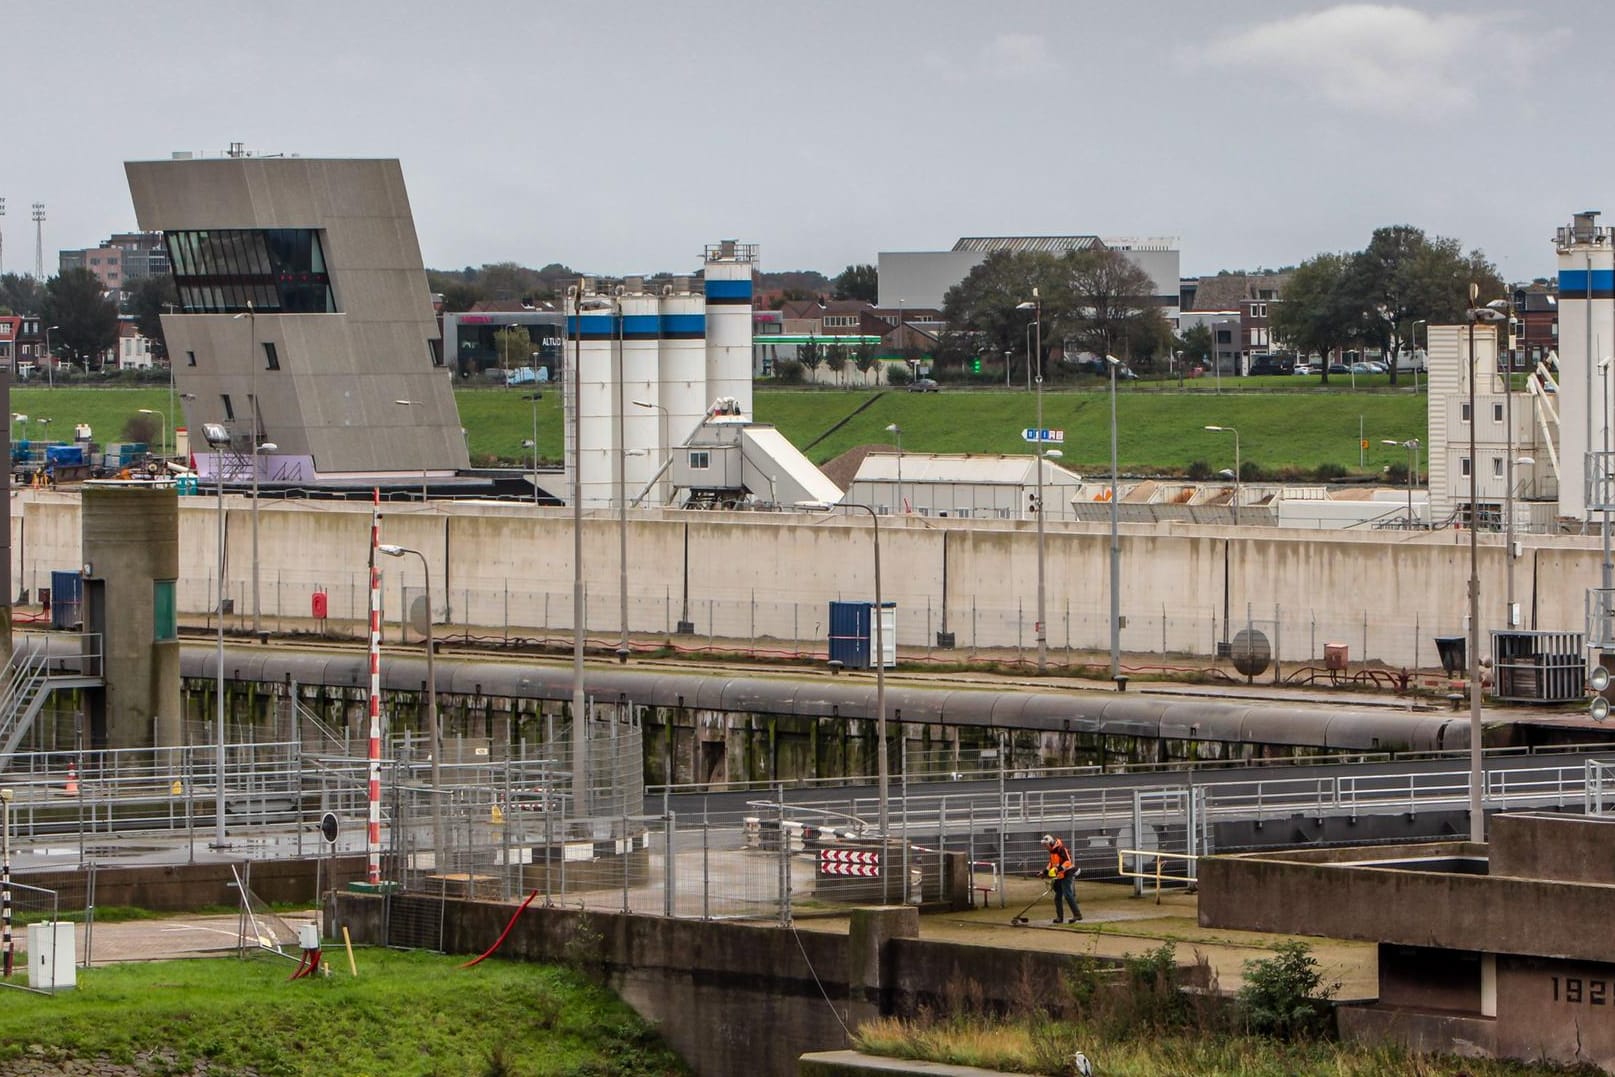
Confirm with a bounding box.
[2,786,13,978]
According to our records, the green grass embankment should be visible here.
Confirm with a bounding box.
[0,950,688,1076]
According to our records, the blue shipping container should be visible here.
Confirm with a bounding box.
[50,570,83,630]
[45,444,85,467]
[827,601,896,670]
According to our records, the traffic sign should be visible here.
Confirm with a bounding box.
[1020,428,1065,444]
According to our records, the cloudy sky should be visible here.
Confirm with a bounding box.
[2,1,1601,281]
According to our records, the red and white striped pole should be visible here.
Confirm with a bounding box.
[2,788,12,977]
[366,490,383,884]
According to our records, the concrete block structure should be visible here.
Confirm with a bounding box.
[125,154,467,486]
[1199,813,1615,1071]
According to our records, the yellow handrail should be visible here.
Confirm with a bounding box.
[1116,848,1200,904]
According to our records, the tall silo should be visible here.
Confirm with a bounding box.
[703,240,757,417]
[1556,212,1615,522]
[659,277,708,492]
[620,280,662,500]
[568,282,619,509]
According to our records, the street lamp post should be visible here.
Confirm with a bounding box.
[1105,356,1122,682]
[393,400,428,501]
[137,408,168,463]
[1205,426,1240,526]
[249,441,277,640]
[43,326,59,389]
[201,422,231,849]
[1382,439,1421,527]
[885,423,903,514]
[632,399,669,506]
[521,439,537,504]
[378,544,444,860]
[1017,292,1046,672]
[1466,287,1510,843]
[528,392,542,505]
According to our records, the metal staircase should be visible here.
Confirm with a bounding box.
[0,633,105,768]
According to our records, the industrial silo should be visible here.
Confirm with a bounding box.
[568,282,618,508]
[659,277,708,482]
[703,240,757,417]
[620,280,662,500]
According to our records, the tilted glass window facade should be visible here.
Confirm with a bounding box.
[164,229,337,314]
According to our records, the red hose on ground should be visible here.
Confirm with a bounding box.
[460,890,541,968]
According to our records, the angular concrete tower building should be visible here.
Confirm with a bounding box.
[125,154,467,485]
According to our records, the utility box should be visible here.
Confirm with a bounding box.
[49,570,82,630]
[1435,635,1467,676]
[1324,642,1349,671]
[27,922,76,990]
[828,601,896,670]
[1492,630,1586,703]
[311,591,329,619]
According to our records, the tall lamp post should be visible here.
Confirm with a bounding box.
[43,326,58,389]
[201,422,231,849]
[1382,439,1421,527]
[393,399,428,501]
[1205,425,1240,525]
[1016,292,1046,672]
[138,408,169,462]
[378,544,444,859]
[527,391,543,506]
[1466,287,1510,843]
[885,423,903,514]
[1105,356,1123,682]
[248,440,277,640]
[632,399,669,506]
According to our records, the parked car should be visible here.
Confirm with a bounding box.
[1327,362,1349,375]
[1349,361,1387,375]
[1292,363,1316,375]
[907,378,940,392]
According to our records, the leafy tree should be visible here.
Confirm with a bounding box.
[1349,225,1502,386]
[1178,324,1213,368]
[942,250,1060,381]
[798,339,824,382]
[0,273,43,316]
[853,344,879,385]
[1268,253,1363,386]
[493,326,532,376]
[41,269,118,372]
[1048,248,1171,366]
[824,342,847,385]
[123,274,178,359]
[477,262,547,303]
[832,264,878,303]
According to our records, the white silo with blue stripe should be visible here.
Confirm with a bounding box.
[568,284,619,508]
[620,281,662,500]
[659,278,708,473]
[1556,212,1615,521]
[704,240,757,417]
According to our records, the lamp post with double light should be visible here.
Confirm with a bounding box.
[1465,287,1510,843]
[1382,438,1420,527]
[633,399,669,506]
[1016,292,1047,673]
[1204,425,1240,525]
[378,543,444,860]
[201,422,232,849]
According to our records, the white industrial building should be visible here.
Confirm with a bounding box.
[845,452,1087,520]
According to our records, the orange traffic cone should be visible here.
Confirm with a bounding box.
[65,762,78,795]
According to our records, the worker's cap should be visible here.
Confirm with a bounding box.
[1041,834,1055,847]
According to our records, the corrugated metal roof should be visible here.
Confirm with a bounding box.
[951,236,1104,254]
[852,452,1081,486]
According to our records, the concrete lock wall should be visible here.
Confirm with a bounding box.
[9,494,1609,663]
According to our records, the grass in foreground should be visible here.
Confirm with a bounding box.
[0,949,688,1077]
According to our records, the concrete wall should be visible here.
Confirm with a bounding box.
[10,493,1606,665]
[82,486,180,748]
[1490,812,1615,884]
[330,894,1140,1077]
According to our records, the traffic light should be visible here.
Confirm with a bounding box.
[1028,492,1040,515]
[971,355,982,374]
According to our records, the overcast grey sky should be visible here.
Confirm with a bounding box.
[2,1,1601,282]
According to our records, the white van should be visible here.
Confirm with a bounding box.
[1393,349,1427,374]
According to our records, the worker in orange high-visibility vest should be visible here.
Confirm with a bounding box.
[1041,834,1082,923]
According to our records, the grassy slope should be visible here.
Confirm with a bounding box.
[0,950,687,1076]
[10,383,1427,477]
